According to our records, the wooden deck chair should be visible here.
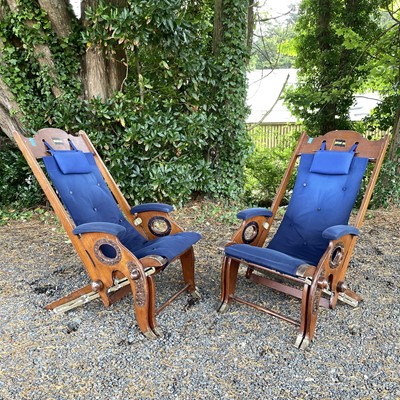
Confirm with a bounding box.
[13,128,201,339]
[218,130,389,349]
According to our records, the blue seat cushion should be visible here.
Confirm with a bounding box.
[225,244,310,276]
[133,232,201,262]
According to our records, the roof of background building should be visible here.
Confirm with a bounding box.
[246,69,381,124]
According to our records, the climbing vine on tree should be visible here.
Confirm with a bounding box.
[0,0,252,207]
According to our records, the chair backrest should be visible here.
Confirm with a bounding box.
[42,147,147,252]
[13,128,146,253]
[267,130,389,265]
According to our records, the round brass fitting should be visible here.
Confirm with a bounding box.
[91,280,103,292]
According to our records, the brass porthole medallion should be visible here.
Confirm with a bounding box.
[330,242,345,269]
[242,221,259,244]
[148,216,172,237]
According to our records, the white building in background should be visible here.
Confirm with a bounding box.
[246,69,381,125]
[70,0,80,17]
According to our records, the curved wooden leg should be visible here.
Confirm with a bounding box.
[218,257,240,313]
[295,271,325,350]
[180,247,200,297]
[147,275,163,337]
[245,266,254,279]
[124,263,157,339]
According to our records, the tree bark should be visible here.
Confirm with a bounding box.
[81,0,109,100]
[82,44,110,100]
[0,80,26,139]
[212,0,224,55]
[38,0,73,38]
[247,0,254,53]
[81,0,127,99]
[107,46,127,93]
[0,6,25,138]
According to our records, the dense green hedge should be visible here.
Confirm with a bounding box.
[0,0,251,208]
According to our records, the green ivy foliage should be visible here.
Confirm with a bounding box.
[0,139,43,208]
[0,0,251,207]
[0,0,83,131]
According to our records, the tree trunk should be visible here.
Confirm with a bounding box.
[81,0,110,100]
[81,0,127,100]
[5,0,63,98]
[212,0,224,55]
[37,0,72,38]
[0,80,26,139]
[247,0,254,53]
[0,0,129,140]
[0,6,26,138]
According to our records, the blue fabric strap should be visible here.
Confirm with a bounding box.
[43,140,55,152]
[349,143,358,152]
[68,140,78,151]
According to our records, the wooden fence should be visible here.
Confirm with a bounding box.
[247,123,390,149]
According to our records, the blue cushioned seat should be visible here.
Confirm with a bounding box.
[225,244,310,276]
[134,232,201,261]
[43,151,200,262]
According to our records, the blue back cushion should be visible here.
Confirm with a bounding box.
[43,151,147,252]
[267,152,368,265]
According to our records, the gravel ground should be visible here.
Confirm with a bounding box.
[0,204,399,399]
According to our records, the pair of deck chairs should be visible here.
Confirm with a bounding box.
[14,128,389,348]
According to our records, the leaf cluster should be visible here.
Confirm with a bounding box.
[285,0,383,135]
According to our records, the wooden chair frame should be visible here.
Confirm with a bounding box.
[14,128,200,339]
[219,130,390,349]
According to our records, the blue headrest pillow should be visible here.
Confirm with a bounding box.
[53,150,92,174]
[310,150,355,175]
